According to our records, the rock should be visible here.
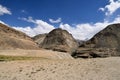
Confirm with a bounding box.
[85,24,120,49]
[32,34,47,45]
[72,48,117,58]
[85,24,120,55]
[0,23,39,49]
[76,39,86,47]
[73,24,120,58]
[40,28,78,54]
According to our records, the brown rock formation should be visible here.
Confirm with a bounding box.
[85,24,120,49]
[72,24,120,58]
[32,34,47,45]
[40,28,78,54]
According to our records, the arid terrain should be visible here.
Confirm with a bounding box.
[0,23,120,80]
[0,56,120,80]
[0,49,73,60]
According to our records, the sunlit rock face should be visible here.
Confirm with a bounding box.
[40,28,78,54]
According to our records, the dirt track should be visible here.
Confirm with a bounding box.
[0,57,120,80]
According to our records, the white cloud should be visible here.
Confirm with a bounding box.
[0,20,9,26]
[15,16,120,40]
[49,18,61,23]
[18,16,35,23]
[59,23,108,40]
[59,17,120,40]
[0,20,6,24]
[13,26,36,37]
[0,5,11,15]
[21,10,27,13]
[99,8,105,11]
[15,17,54,36]
[99,0,120,16]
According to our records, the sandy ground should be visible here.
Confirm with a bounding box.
[0,49,73,59]
[0,57,120,80]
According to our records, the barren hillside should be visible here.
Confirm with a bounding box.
[0,23,39,49]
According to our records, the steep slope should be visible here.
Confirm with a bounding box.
[32,34,47,45]
[0,23,39,49]
[72,24,120,58]
[85,24,120,49]
[40,28,78,54]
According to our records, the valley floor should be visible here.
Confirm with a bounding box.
[0,57,120,80]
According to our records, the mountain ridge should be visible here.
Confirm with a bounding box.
[0,23,39,49]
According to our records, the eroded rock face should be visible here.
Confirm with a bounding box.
[0,23,39,49]
[32,34,47,45]
[72,24,120,58]
[72,48,117,58]
[85,24,120,49]
[40,28,78,54]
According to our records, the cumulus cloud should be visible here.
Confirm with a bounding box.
[60,16,120,40]
[99,8,105,11]
[18,17,35,23]
[15,17,54,36]
[49,18,61,23]
[0,5,11,15]
[60,22,108,40]
[99,0,120,16]
[15,16,120,40]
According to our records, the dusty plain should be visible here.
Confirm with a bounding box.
[0,50,119,80]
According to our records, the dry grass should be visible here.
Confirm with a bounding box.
[0,50,73,60]
[0,55,48,61]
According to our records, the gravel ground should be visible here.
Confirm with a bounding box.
[0,57,120,80]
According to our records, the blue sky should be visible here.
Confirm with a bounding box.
[0,0,120,40]
[0,0,107,26]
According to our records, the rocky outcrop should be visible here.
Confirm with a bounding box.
[72,48,117,58]
[72,24,120,58]
[32,34,47,45]
[0,23,39,49]
[84,24,120,49]
[40,28,78,54]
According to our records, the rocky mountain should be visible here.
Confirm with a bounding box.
[32,33,47,45]
[2,22,120,58]
[84,24,120,48]
[40,28,79,54]
[0,23,39,49]
[72,24,120,58]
